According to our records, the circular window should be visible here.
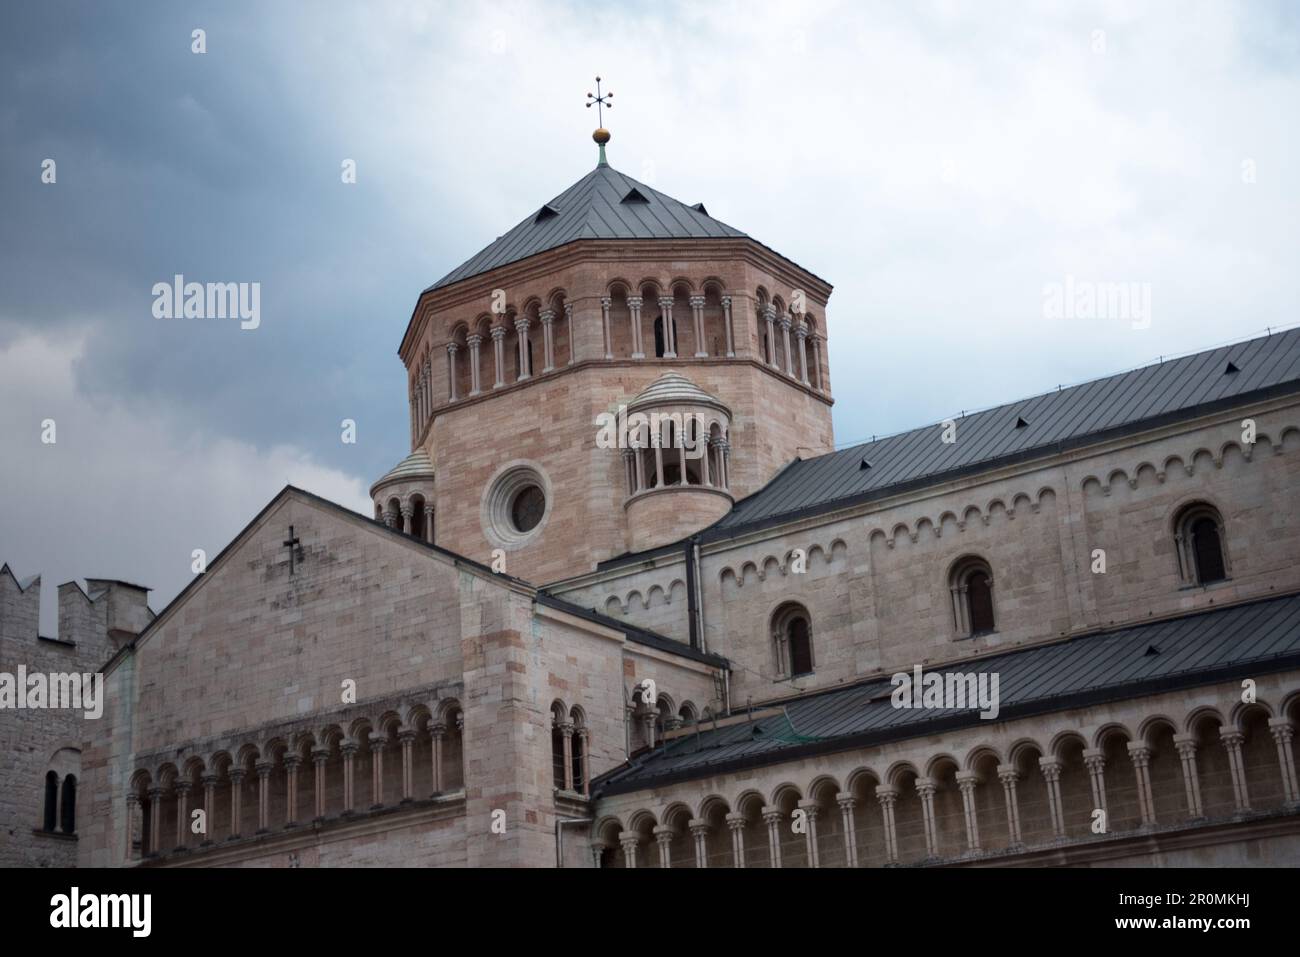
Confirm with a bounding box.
[483,463,551,547]
[510,484,546,533]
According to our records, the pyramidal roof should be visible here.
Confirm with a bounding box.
[426,163,749,293]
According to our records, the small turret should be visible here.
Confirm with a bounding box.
[621,373,733,553]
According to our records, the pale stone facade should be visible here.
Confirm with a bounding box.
[3,151,1297,868]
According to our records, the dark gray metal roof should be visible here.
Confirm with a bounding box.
[596,592,1300,796]
[709,327,1300,537]
[426,163,748,292]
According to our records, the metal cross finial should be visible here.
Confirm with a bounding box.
[585,76,613,127]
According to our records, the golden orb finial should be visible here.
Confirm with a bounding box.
[585,77,613,166]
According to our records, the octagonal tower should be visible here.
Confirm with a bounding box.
[390,133,835,583]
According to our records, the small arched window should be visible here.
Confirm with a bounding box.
[60,775,77,834]
[569,707,586,795]
[771,602,814,678]
[1175,503,1228,586]
[550,703,567,791]
[950,556,996,637]
[43,771,58,832]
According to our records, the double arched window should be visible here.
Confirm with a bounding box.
[771,602,815,678]
[949,556,996,638]
[549,702,589,796]
[1174,502,1229,586]
[42,771,76,834]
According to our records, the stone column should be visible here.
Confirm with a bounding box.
[1269,718,1299,805]
[173,781,191,850]
[761,807,784,868]
[283,754,301,828]
[955,770,980,852]
[579,729,591,797]
[726,812,746,867]
[200,773,217,846]
[491,325,506,388]
[227,770,243,839]
[514,315,531,381]
[400,503,413,535]
[341,743,357,815]
[399,730,415,803]
[642,712,657,750]
[622,448,637,496]
[467,334,482,395]
[1127,743,1156,826]
[125,792,141,862]
[1083,749,1108,819]
[996,764,1023,847]
[689,819,710,868]
[658,296,676,357]
[599,296,613,359]
[837,793,859,867]
[446,343,459,401]
[797,800,821,867]
[653,825,675,868]
[1039,757,1066,839]
[811,335,825,390]
[762,305,777,366]
[147,786,163,855]
[719,438,731,489]
[779,315,794,374]
[560,722,575,792]
[1219,728,1250,811]
[915,777,938,858]
[564,302,575,365]
[369,734,387,809]
[721,295,735,356]
[627,296,644,358]
[430,723,446,795]
[619,832,639,869]
[875,785,899,864]
[1173,734,1204,819]
[689,295,707,356]
[255,761,272,833]
[540,308,556,372]
[796,320,810,384]
[312,748,329,821]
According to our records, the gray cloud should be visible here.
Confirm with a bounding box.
[2,0,1298,631]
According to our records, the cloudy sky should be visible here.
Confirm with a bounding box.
[2,0,1298,634]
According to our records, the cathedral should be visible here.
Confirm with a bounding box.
[5,125,1300,869]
